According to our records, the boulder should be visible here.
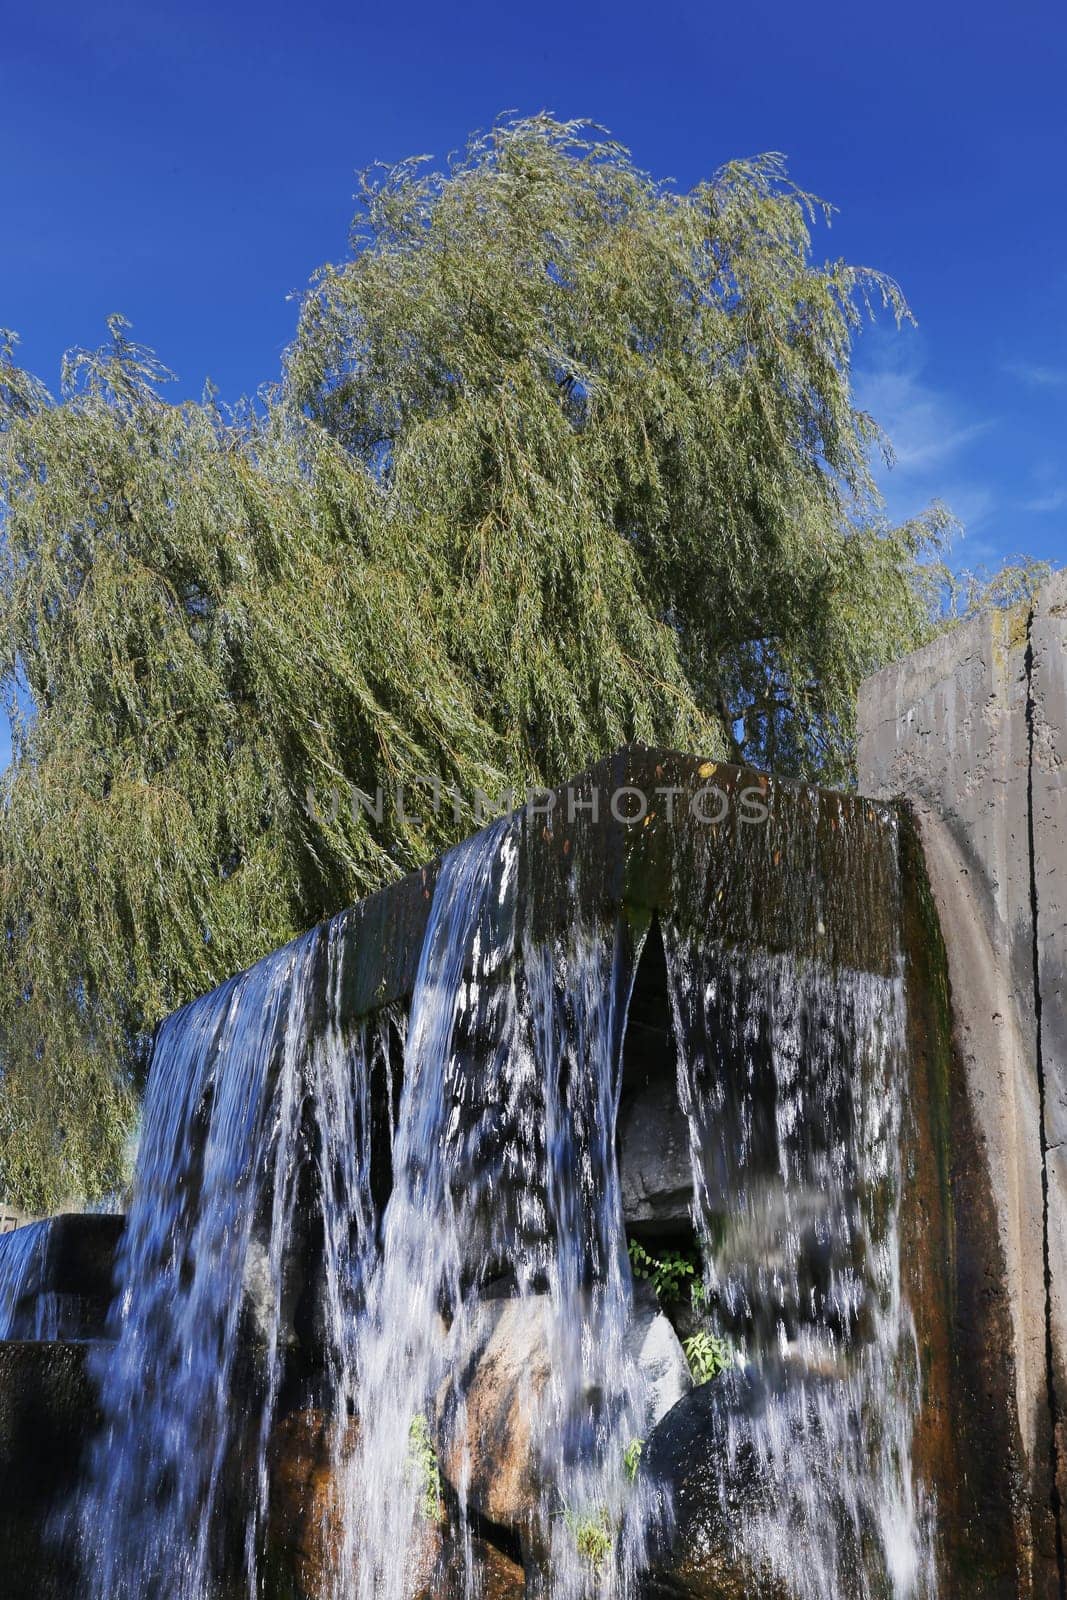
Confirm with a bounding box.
[641,1370,790,1600]
[438,1296,554,1534]
[266,1406,524,1600]
[438,1288,691,1553]
[625,1282,692,1432]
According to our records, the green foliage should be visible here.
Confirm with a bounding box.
[564,1506,613,1569]
[406,1413,443,1522]
[683,1330,735,1384]
[290,116,961,790]
[928,556,1053,627]
[0,115,1043,1207]
[623,1437,644,1482]
[628,1238,700,1305]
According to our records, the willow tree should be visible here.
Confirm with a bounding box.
[0,116,1028,1208]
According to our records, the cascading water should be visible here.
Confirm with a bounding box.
[79,815,657,1599]
[345,817,656,1599]
[0,1220,47,1338]
[660,805,937,1600]
[522,915,662,1597]
[73,774,933,1600]
[76,921,391,1599]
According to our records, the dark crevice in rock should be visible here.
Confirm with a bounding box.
[1025,607,1067,1597]
[457,1494,525,1572]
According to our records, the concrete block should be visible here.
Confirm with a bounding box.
[858,569,1067,1595]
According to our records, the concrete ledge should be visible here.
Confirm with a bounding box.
[0,1215,123,1340]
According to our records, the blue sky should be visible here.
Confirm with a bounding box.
[2,0,1065,761]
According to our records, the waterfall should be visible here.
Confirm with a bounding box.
[345,817,655,1598]
[79,816,655,1598]
[74,784,932,1599]
[522,914,661,1597]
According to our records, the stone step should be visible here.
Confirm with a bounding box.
[0,1215,124,1340]
[0,1339,106,1599]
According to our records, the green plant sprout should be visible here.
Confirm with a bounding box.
[564,1506,613,1569]
[683,1329,734,1384]
[623,1437,644,1482]
[628,1239,700,1305]
[407,1412,443,1521]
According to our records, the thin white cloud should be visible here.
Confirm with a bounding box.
[1024,487,1067,514]
[952,533,1001,569]
[854,330,997,564]
[855,334,994,477]
[936,484,996,533]
[1004,361,1067,389]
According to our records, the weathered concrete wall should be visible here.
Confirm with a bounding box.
[858,568,1067,1595]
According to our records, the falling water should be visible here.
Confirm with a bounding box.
[80,814,656,1599]
[346,817,656,1598]
[0,1220,47,1338]
[76,920,390,1599]
[341,821,526,1600]
[660,805,937,1600]
[523,914,662,1597]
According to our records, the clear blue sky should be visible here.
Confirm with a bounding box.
[2,0,1065,762]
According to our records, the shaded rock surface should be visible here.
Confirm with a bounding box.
[642,1371,790,1600]
[619,1079,694,1228]
[858,570,1067,1584]
[0,1339,104,1600]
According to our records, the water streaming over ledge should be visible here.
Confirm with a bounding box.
[73,783,935,1599]
[0,1221,48,1339]
[663,933,935,1599]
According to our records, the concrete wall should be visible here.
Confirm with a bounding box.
[858,569,1067,1595]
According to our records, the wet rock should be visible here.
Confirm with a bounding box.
[461,1539,525,1599]
[619,1081,694,1227]
[0,1340,106,1600]
[266,1406,523,1599]
[626,1282,692,1432]
[268,1408,370,1598]
[438,1296,554,1534]
[641,1370,790,1600]
[439,1287,692,1568]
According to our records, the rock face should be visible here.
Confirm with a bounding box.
[619,1082,694,1227]
[641,1372,789,1600]
[463,1540,526,1600]
[439,1296,555,1536]
[267,1409,361,1598]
